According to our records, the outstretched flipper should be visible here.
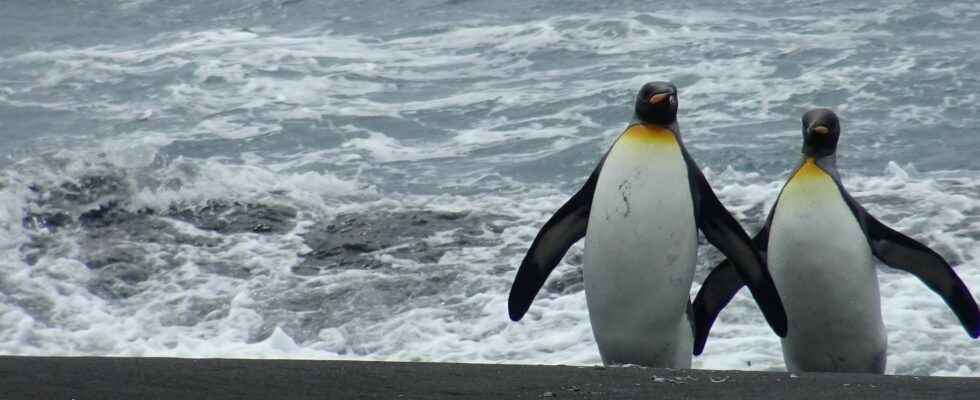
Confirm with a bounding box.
[692,225,770,355]
[683,150,788,340]
[863,213,980,338]
[831,178,980,338]
[508,158,605,321]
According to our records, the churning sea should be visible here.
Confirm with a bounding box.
[1,0,978,376]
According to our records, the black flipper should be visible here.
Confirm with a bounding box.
[864,213,980,338]
[682,150,787,341]
[828,169,980,339]
[508,157,605,321]
[692,224,771,355]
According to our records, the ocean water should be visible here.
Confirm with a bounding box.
[1,0,978,376]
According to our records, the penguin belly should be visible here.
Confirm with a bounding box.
[768,161,886,373]
[583,125,697,367]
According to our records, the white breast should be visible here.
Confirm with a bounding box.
[768,159,886,373]
[583,124,697,367]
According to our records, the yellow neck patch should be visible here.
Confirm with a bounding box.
[621,124,678,147]
[779,157,837,206]
[792,157,827,180]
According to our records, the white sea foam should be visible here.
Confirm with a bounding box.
[2,153,979,374]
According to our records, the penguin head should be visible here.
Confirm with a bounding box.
[801,108,840,158]
[634,81,678,125]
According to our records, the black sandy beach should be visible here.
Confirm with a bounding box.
[2,356,979,400]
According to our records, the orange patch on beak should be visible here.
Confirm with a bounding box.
[813,126,829,135]
[648,93,670,105]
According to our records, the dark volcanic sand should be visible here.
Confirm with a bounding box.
[2,357,978,400]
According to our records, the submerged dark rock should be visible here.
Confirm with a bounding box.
[28,173,130,210]
[21,211,72,231]
[22,172,132,232]
[84,245,147,270]
[167,200,298,235]
[19,173,299,301]
[18,172,518,343]
[296,210,503,275]
[544,267,584,295]
[79,201,145,228]
[87,262,152,299]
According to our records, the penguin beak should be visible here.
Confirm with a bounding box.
[810,126,829,135]
[648,93,670,105]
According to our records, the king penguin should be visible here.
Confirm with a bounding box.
[692,109,980,373]
[508,82,788,368]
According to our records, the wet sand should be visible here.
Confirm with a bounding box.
[1,356,978,399]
